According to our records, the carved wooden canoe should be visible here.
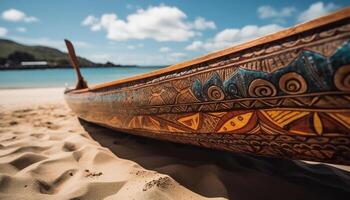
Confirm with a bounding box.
[65,7,350,165]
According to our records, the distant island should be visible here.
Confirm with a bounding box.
[0,39,163,70]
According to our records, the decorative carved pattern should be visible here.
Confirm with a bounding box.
[248,79,277,97]
[279,72,307,94]
[207,85,225,101]
[65,18,350,165]
[334,65,350,92]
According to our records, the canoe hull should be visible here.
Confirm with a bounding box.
[65,13,350,165]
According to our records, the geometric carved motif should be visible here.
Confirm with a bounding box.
[177,113,200,130]
[260,110,310,129]
[217,112,253,133]
[122,110,350,137]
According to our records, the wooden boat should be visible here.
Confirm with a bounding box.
[65,8,350,165]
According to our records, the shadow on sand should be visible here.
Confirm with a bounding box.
[79,119,350,200]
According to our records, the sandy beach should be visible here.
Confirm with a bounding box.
[0,88,225,200]
[0,88,350,200]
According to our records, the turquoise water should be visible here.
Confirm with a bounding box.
[0,67,162,89]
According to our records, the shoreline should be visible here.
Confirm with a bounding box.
[0,87,65,109]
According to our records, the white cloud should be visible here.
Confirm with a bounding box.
[258,5,296,19]
[159,47,171,52]
[16,27,26,32]
[2,9,38,23]
[81,15,101,31]
[81,15,98,26]
[0,27,8,36]
[191,17,216,30]
[185,41,203,51]
[186,24,284,51]
[298,2,338,22]
[82,5,216,42]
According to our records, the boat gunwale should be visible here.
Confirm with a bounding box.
[68,7,350,94]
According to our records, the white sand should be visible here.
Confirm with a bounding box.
[0,88,65,109]
[0,88,225,200]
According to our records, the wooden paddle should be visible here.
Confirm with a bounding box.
[64,39,88,90]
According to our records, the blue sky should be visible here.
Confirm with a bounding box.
[0,0,349,65]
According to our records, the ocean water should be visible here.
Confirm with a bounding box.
[0,67,162,89]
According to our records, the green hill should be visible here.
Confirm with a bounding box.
[0,39,96,68]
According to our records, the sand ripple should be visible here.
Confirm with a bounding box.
[0,104,224,200]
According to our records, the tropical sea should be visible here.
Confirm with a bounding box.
[0,67,162,89]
